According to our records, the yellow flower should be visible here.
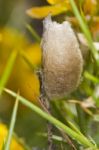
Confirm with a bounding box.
[0,27,41,104]
[26,0,71,19]
[83,0,97,15]
[47,0,63,5]
[26,0,98,22]
[0,123,24,150]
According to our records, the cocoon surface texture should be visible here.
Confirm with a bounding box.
[41,16,83,100]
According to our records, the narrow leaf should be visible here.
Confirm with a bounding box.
[20,51,38,71]
[4,88,98,149]
[84,71,99,83]
[69,0,99,65]
[0,50,17,95]
[37,132,66,143]
[3,92,19,150]
[26,24,41,43]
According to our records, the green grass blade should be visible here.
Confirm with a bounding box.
[0,50,17,95]
[84,71,99,83]
[26,24,41,43]
[20,51,39,71]
[4,88,98,149]
[69,0,99,65]
[67,121,82,135]
[37,132,66,143]
[3,92,19,150]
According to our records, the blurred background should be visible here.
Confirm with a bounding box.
[0,0,47,149]
[0,0,99,149]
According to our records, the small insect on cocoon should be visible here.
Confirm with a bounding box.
[41,16,83,100]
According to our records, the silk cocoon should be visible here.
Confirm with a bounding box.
[41,16,83,100]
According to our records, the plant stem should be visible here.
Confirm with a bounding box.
[3,92,19,150]
[0,50,17,95]
[4,88,98,150]
[69,0,99,65]
[76,105,87,135]
[26,24,41,43]
[38,71,54,150]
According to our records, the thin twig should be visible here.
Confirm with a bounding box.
[37,70,54,150]
[4,88,98,149]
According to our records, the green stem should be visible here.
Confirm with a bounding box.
[76,105,87,135]
[69,0,99,65]
[84,71,99,83]
[4,88,98,150]
[0,50,17,95]
[26,24,41,43]
[20,51,38,71]
[3,93,19,150]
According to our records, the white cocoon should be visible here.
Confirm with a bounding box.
[41,16,83,100]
